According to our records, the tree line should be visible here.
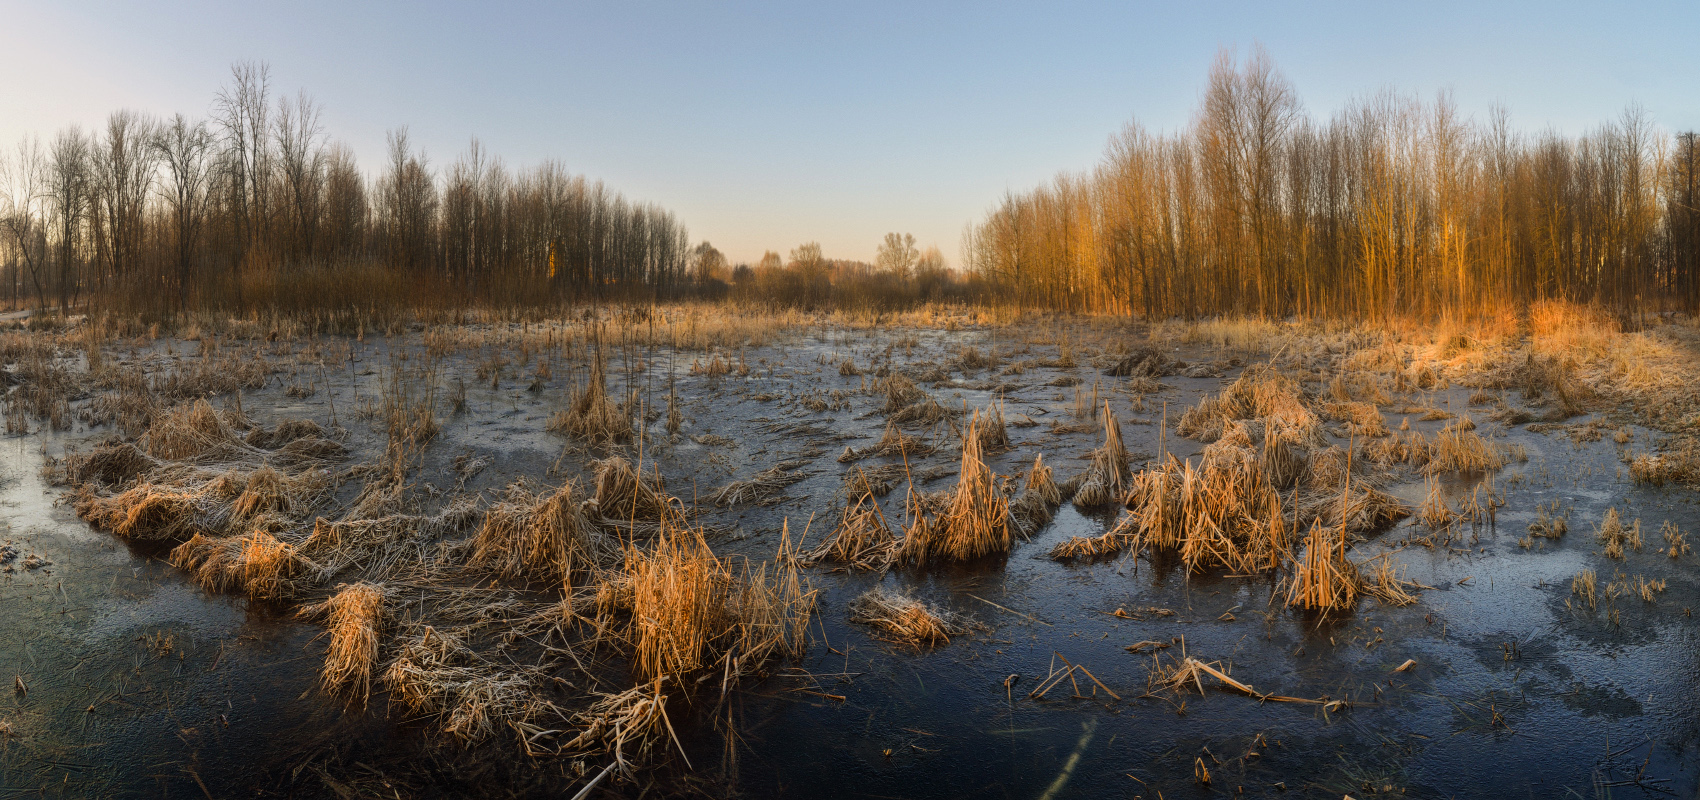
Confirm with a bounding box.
[0,63,694,315]
[963,48,1700,320]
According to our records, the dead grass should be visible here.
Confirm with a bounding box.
[1049,513,1140,560]
[1423,421,1505,474]
[1416,478,1456,530]
[563,678,681,776]
[140,399,254,461]
[549,351,631,443]
[470,479,614,586]
[1011,453,1062,537]
[1118,438,1292,574]
[383,625,559,746]
[805,487,898,570]
[848,585,969,644]
[1361,557,1421,606]
[1073,403,1128,508]
[604,523,813,685]
[1661,520,1689,558]
[1286,520,1359,613]
[66,440,159,487]
[838,421,935,462]
[1595,508,1641,559]
[976,401,1011,452]
[889,396,959,427]
[230,465,326,523]
[591,457,673,522]
[299,582,385,705]
[75,483,201,540]
[169,530,309,600]
[1177,365,1322,445]
[709,461,809,507]
[1572,569,1598,610]
[878,373,926,413]
[1629,437,1700,487]
[894,411,1012,566]
[1528,501,1569,540]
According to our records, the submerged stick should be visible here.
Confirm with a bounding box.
[966,594,1053,626]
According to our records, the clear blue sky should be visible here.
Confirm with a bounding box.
[3,1,1696,266]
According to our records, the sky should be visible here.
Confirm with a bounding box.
[2,0,1697,266]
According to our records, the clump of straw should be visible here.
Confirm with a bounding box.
[1286,520,1359,613]
[169,530,308,600]
[140,399,252,461]
[591,457,672,522]
[849,585,969,645]
[894,411,1012,566]
[470,479,614,585]
[1073,403,1129,508]
[805,488,898,570]
[1011,453,1062,537]
[299,582,385,705]
[549,352,631,443]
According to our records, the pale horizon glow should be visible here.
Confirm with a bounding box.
[2,0,1695,267]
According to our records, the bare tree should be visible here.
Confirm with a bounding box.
[875,232,918,280]
[154,114,213,310]
[46,128,92,311]
[92,110,158,290]
[275,90,324,266]
[0,137,50,309]
[213,61,273,302]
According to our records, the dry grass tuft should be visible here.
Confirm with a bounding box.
[75,483,201,541]
[849,586,969,644]
[550,352,631,443]
[1528,501,1568,539]
[1423,421,1505,474]
[1660,520,1689,559]
[1178,365,1322,445]
[299,582,385,705]
[140,399,252,461]
[1073,403,1129,508]
[169,530,309,600]
[879,373,926,413]
[976,400,1011,452]
[1629,438,1700,487]
[1119,442,1291,573]
[1595,508,1638,559]
[1361,557,1421,606]
[229,466,325,523]
[384,625,559,746]
[1011,453,1062,536]
[563,678,681,776]
[894,411,1012,566]
[888,396,959,427]
[1416,477,1456,530]
[592,457,673,522]
[839,421,935,462]
[1572,569,1598,610]
[709,462,809,507]
[1050,513,1141,560]
[805,487,898,570]
[1286,520,1359,613]
[470,479,614,585]
[66,440,159,487]
[604,523,813,685]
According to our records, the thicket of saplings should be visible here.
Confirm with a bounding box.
[963,48,1700,320]
[10,295,1698,787]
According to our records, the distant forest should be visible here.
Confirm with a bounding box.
[7,55,1697,320]
[964,49,1700,319]
[0,63,713,316]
